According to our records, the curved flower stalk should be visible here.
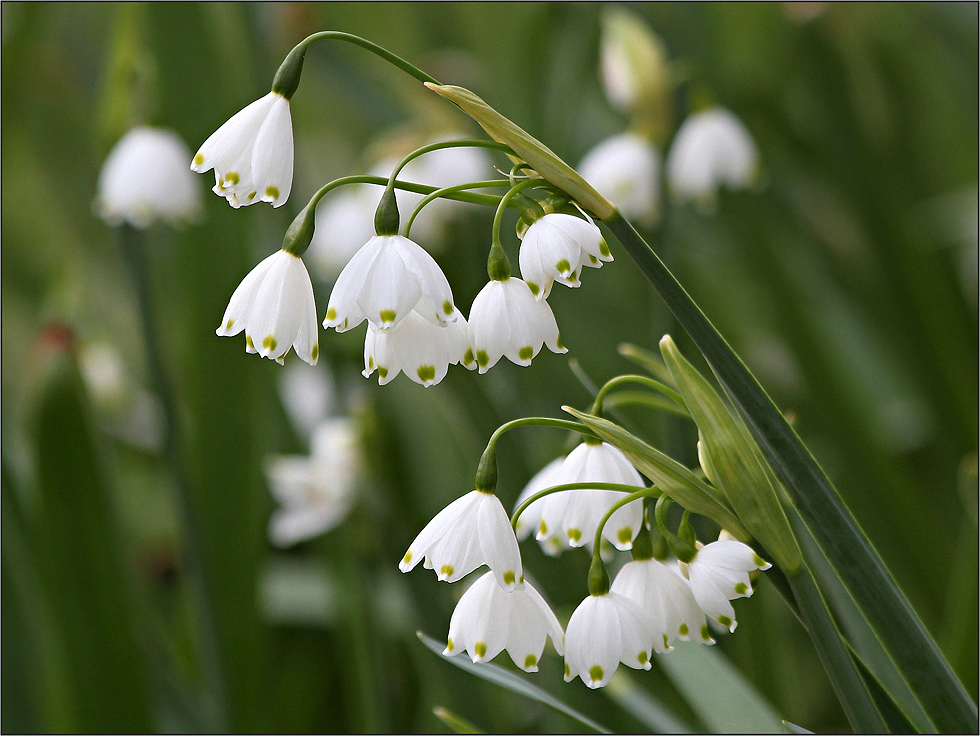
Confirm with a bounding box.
[683,538,771,632]
[399,490,523,591]
[467,277,566,373]
[611,557,714,651]
[444,572,564,673]
[323,234,458,332]
[537,442,644,551]
[191,92,293,208]
[513,457,568,556]
[578,132,660,227]
[96,127,202,229]
[216,249,318,365]
[264,418,362,547]
[563,592,652,689]
[665,107,759,205]
[362,310,470,387]
[518,213,612,300]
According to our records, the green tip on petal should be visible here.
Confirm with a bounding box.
[379,309,397,324]
[679,623,689,636]
[527,281,540,296]
[263,335,277,351]
[226,172,240,185]
[476,350,489,367]
[446,637,454,652]
[617,527,633,544]
[567,528,581,543]
[639,650,649,665]
[193,152,204,166]
[518,346,533,361]
[440,564,454,578]
[265,185,280,200]
[310,344,318,361]
[326,307,337,321]
[599,239,610,257]
[378,366,389,379]
[538,520,548,535]
[402,551,412,564]
[225,318,234,329]
[524,654,537,669]
[474,642,487,659]
[564,663,571,678]
[588,665,604,683]
[443,300,453,315]
[463,348,474,365]
[753,553,767,567]
[734,582,748,595]
[701,625,712,641]
[555,259,571,274]
[718,615,733,628]
[503,570,516,586]
[417,365,436,382]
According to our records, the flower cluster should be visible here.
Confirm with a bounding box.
[195,87,616,387]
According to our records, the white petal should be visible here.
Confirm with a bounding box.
[216,251,278,336]
[579,133,661,226]
[356,236,423,328]
[324,236,383,331]
[476,492,524,590]
[193,93,276,174]
[250,94,293,207]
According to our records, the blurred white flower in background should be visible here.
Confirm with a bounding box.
[95,127,202,228]
[579,133,661,227]
[666,107,760,207]
[265,418,363,547]
[278,362,336,440]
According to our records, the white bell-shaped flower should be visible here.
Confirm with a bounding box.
[579,132,661,227]
[362,310,469,387]
[323,235,457,332]
[513,457,568,557]
[400,490,523,591]
[444,572,564,672]
[307,186,378,278]
[518,214,612,300]
[685,539,771,632]
[666,107,759,204]
[564,592,653,689]
[96,127,202,229]
[467,277,566,373]
[537,442,644,551]
[611,558,714,652]
[191,91,293,208]
[265,418,362,547]
[216,249,318,366]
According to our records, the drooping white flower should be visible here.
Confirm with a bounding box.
[307,186,378,278]
[513,457,568,556]
[684,539,771,632]
[518,213,612,300]
[467,277,566,373]
[444,572,564,672]
[265,418,362,547]
[96,127,202,228]
[191,91,293,208]
[323,234,457,332]
[537,442,644,551]
[666,107,759,204]
[362,310,469,387]
[564,592,652,689]
[579,132,661,227]
[399,490,523,591]
[278,363,335,439]
[611,558,714,652]
[216,249,318,366]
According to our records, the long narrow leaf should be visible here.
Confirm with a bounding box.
[604,212,978,733]
[417,632,611,734]
[655,640,786,734]
[604,672,695,734]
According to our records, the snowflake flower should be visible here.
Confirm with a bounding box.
[564,592,652,689]
[216,250,318,365]
[579,132,660,227]
[362,310,469,387]
[685,539,771,632]
[513,457,568,556]
[191,91,293,208]
[518,213,612,300]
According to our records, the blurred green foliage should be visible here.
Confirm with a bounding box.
[2,3,976,733]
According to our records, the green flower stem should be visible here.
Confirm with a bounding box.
[590,374,687,416]
[272,31,439,100]
[491,179,542,249]
[475,416,596,494]
[590,489,658,556]
[510,482,657,532]
[404,180,514,239]
[283,176,506,257]
[117,225,227,730]
[599,390,691,418]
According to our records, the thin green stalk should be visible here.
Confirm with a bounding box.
[404,180,513,239]
[591,374,687,416]
[386,140,513,192]
[307,175,505,213]
[492,179,541,249]
[591,490,657,554]
[511,482,657,531]
[117,225,227,731]
[600,391,692,418]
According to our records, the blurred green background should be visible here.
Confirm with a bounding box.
[2,3,976,733]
